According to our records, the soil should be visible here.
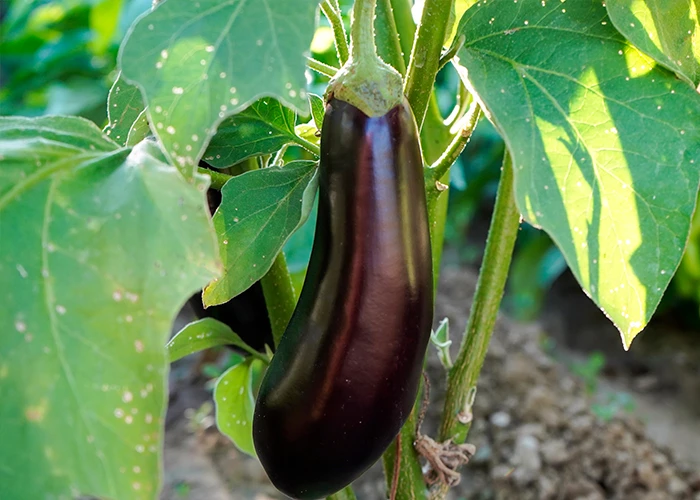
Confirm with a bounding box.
[162,266,700,500]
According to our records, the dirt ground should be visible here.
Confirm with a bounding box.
[162,266,700,500]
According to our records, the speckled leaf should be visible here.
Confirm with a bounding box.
[452,0,700,347]
[126,109,151,147]
[203,160,318,307]
[167,318,252,363]
[104,73,147,146]
[0,116,220,500]
[119,0,318,177]
[214,358,261,457]
[203,98,298,168]
[606,0,700,87]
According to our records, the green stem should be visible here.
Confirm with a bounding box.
[426,102,480,183]
[327,485,357,500]
[433,150,520,498]
[293,135,321,157]
[260,252,297,347]
[321,0,350,64]
[197,167,232,190]
[404,0,453,128]
[375,0,407,74]
[389,0,415,67]
[436,34,464,72]
[306,56,339,78]
[350,0,378,61]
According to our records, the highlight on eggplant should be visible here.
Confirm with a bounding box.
[252,95,433,499]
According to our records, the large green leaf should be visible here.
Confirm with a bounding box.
[203,97,298,168]
[606,0,700,87]
[0,116,220,499]
[452,0,700,347]
[203,160,318,307]
[119,0,318,177]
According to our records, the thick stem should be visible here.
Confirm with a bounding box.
[327,486,357,500]
[433,150,520,498]
[404,0,453,129]
[350,0,378,62]
[375,0,407,74]
[389,0,416,67]
[260,252,297,347]
[321,0,350,64]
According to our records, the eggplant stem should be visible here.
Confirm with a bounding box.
[306,57,339,78]
[350,0,378,62]
[426,101,481,182]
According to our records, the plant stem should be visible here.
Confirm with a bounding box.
[197,167,232,190]
[260,252,297,347]
[306,56,339,78]
[327,485,357,500]
[436,34,464,72]
[433,150,520,499]
[389,0,415,67]
[350,0,378,61]
[293,135,321,157]
[404,0,453,129]
[321,0,350,64]
[426,102,480,182]
[375,0,407,74]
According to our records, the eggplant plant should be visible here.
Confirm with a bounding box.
[0,0,699,499]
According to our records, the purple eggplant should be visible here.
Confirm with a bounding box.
[252,95,433,499]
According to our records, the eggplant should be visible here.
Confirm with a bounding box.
[252,96,433,499]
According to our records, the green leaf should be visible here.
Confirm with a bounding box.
[214,358,261,457]
[203,98,298,168]
[452,0,700,347]
[203,160,318,306]
[119,0,318,177]
[0,116,220,500]
[309,93,325,131]
[167,317,259,363]
[104,73,147,146]
[126,109,151,147]
[606,0,700,87]
[445,0,478,47]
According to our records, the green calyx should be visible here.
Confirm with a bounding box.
[325,0,403,117]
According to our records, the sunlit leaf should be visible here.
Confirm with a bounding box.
[452,0,700,347]
[606,0,700,87]
[167,317,258,363]
[119,0,318,177]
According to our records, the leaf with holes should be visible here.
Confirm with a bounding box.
[606,0,700,87]
[104,73,147,146]
[0,116,220,499]
[203,98,298,168]
[119,0,318,177]
[214,358,262,457]
[167,317,258,362]
[203,160,318,307]
[452,0,700,347]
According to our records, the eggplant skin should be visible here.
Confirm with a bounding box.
[253,97,433,499]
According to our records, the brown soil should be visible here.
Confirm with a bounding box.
[162,267,700,500]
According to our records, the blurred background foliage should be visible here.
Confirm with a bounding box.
[3,0,700,328]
